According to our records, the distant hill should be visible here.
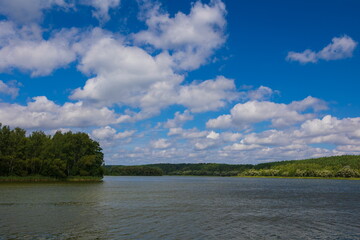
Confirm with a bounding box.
[242,155,360,178]
[105,155,360,178]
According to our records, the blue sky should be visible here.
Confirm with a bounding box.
[0,0,359,165]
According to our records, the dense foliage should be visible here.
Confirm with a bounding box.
[105,156,360,178]
[0,124,104,178]
[148,163,253,176]
[104,163,253,176]
[240,155,360,178]
[104,166,163,176]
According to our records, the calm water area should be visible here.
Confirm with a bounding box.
[0,176,359,239]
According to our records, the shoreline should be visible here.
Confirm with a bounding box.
[106,175,360,180]
[236,175,360,180]
[0,176,103,183]
[1,175,359,182]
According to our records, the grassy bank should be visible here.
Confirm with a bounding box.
[0,176,103,183]
[237,175,360,180]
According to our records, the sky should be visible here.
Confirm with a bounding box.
[0,0,359,165]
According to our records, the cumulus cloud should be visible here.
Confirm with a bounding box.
[71,36,182,108]
[164,110,193,128]
[0,0,70,24]
[206,96,327,129]
[220,132,242,142]
[176,76,238,112]
[207,131,220,140]
[72,34,236,114]
[194,140,217,150]
[0,80,20,99]
[92,126,134,140]
[223,115,360,160]
[0,22,79,76]
[0,0,120,24]
[298,115,360,139]
[134,0,227,70]
[80,0,120,23]
[287,36,357,64]
[151,138,171,149]
[106,114,360,164]
[139,76,237,116]
[0,96,130,129]
[168,127,208,139]
[246,86,278,101]
[224,143,261,151]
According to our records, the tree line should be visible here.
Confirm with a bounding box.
[147,163,253,176]
[0,123,104,178]
[104,155,360,178]
[240,155,360,178]
[104,166,163,176]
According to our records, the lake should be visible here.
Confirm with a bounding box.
[0,176,359,239]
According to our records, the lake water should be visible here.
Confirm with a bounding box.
[0,176,359,240]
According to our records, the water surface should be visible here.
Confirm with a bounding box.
[1,176,359,239]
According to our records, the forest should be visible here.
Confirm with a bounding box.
[105,155,360,178]
[104,166,163,176]
[104,163,253,176]
[240,155,360,178]
[146,163,253,176]
[0,124,104,179]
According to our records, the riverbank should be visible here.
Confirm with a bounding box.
[0,176,103,183]
[237,175,360,180]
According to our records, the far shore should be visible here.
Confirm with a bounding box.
[236,175,360,180]
[1,175,359,182]
[0,176,103,183]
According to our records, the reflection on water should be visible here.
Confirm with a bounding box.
[0,176,359,239]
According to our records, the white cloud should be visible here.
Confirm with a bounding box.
[0,22,78,76]
[80,0,120,23]
[286,49,317,64]
[164,110,193,128]
[68,0,231,117]
[0,0,120,24]
[71,36,182,108]
[72,33,236,114]
[247,86,278,100]
[0,80,19,99]
[0,0,70,24]
[288,96,328,112]
[177,76,238,112]
[106,114,360,164]
[298,115,360,139]
[220,132,242,142]
[207,131,219,140]
[287,36,357,64]
[134,0,227,70]
[151,138,171,149]
[92,126,134,140]
[318,36,358,60]
[168,127,208,139]
[207,96,327,129]
[139,76,237,116]
[336,145,360,153]
[194,141,217,150]
[224,143,261,151]
[221,115,360,162]
[241,130,294,146]
[0,96,130,129]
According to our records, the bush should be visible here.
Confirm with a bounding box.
[335,166,359,178]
